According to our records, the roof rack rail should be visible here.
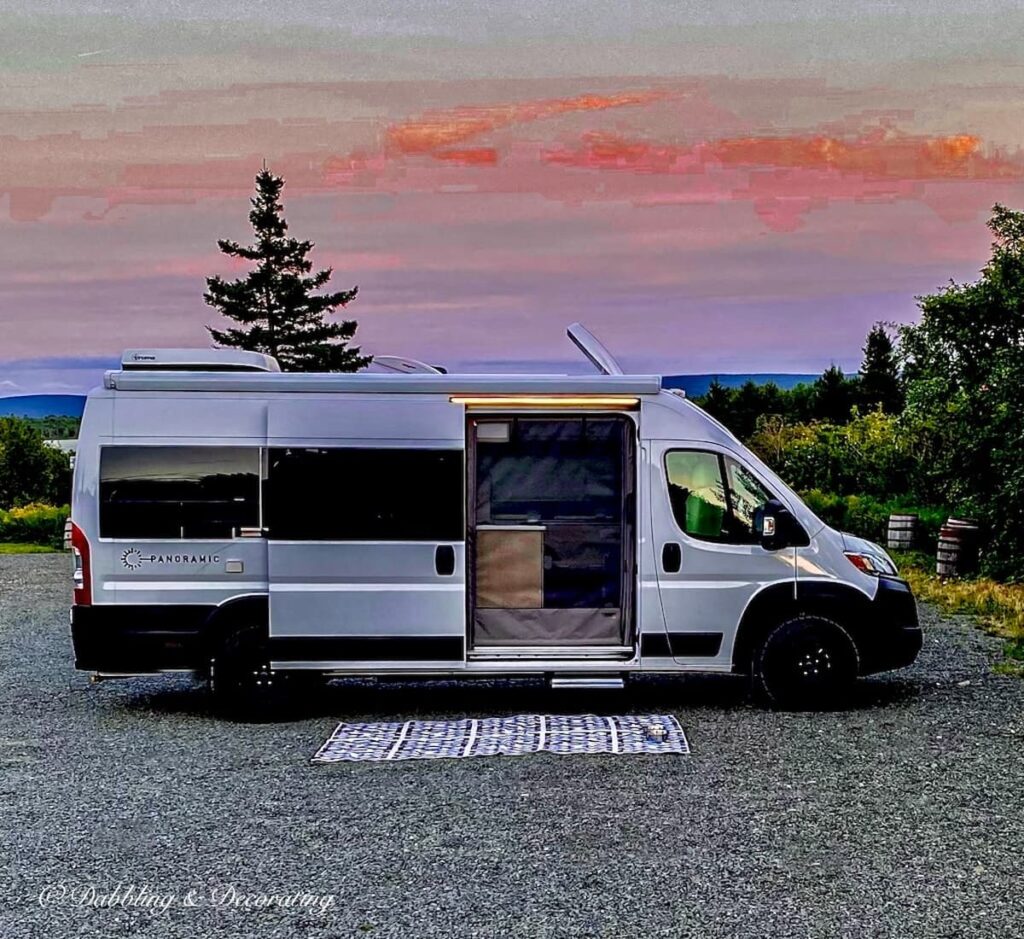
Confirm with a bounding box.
[120,349,281,373]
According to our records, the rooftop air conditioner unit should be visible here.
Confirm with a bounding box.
[120,349,281,372]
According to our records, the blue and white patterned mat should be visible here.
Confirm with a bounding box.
[312,713,689,763]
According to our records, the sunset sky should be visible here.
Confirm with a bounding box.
[2,1,1024,392]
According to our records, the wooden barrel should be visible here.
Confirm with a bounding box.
[886,513,919,551]
[947,516,980,531]
[936,519,981,577]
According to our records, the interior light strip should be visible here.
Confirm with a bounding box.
[449,395,640,407]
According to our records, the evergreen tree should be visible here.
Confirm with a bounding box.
[732,380,767,439]
[812,365,857,423]
[758,381,785,418]
[698,379,799,438]
[783,382,816,423]
[699,379,735,426]
[859,323,904,413]
[205,166,371,372]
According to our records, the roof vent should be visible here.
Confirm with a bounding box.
[120,349,281,373]
[368,355,445,374]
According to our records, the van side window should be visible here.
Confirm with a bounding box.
[664,450,775,544]
[664,451,729,540]
[266,448,463,541]
[100,447,260,539]
[725,457,774,540]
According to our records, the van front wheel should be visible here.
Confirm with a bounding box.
[210,623,284,721]
[754,615,858,710]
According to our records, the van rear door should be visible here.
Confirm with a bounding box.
[265,396,466,667]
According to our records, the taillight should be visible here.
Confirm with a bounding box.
[71,521,92,606]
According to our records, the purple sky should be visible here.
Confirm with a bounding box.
[2,2,1023,392]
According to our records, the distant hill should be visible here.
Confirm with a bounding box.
[661,374,818,396]
[0,377,817,418]
[0,394,86,418]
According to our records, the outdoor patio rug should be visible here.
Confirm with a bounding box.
[311,713,689,763]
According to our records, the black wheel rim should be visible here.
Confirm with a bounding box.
[795,644,833,680]
[248,659,276,691]
[214,645,276,697]
[782,633,839,689]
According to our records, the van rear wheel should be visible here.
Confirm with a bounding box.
[210,623,286,721]
[754,615,858,710]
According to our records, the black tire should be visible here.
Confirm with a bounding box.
[753,615,859,710]
[210,622,288,722]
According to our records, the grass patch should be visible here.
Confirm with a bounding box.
[0,542,58,554]
[894,550,1024,675]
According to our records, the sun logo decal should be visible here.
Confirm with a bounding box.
[121,549,145,570]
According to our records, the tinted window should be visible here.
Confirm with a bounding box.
[664,450,774,544]
[664,451,729,540]
[267,448,463,541]
[100,447,260,539]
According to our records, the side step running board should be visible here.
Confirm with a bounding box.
[469,644,634,661]
[550,676,625,690]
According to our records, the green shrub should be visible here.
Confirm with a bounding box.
[799,490,947,550]
[0,503,70,549]
[0,417,73,508]
[749,409,919,500]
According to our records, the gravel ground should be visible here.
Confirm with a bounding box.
[2,553,1023,939]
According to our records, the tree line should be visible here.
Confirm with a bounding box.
[698,322,902,439]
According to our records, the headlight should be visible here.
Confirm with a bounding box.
[845,551,897,576]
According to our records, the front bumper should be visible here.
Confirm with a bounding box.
[857,576,922,675]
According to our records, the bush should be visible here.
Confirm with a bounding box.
[749,409,919,500]
[800,490,947,550]
[897,204,1024,582]
[0,417,73,508]
[0,503,70,549]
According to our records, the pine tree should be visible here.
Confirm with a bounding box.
[812,365,856,423]
[699,379,735,425]
[205,166,371,372]
[859,323,904,413]
[732,380,767,439]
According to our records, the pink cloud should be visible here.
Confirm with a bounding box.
[384,90,673,154]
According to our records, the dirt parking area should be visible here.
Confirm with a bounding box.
[2,553,1023,938]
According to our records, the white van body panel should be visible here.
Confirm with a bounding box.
[265,394,466,654]
[796,528,882,600]
[636,442,670,660]
[266,394,464,443]
[70,354,919,683]
[646,438,798,670]
[112,394,268,441]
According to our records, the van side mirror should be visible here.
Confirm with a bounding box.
[757,499,808,551]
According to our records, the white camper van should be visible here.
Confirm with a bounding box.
[69,326,920,716]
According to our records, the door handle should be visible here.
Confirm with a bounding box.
[662,542,682,573]
[435,544,456,576]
